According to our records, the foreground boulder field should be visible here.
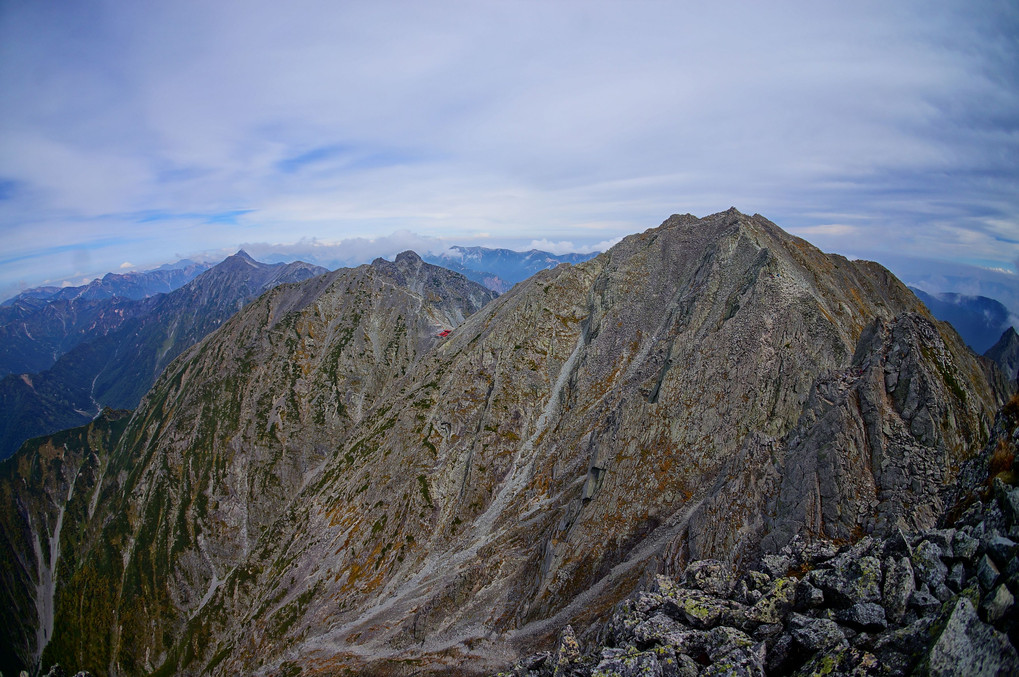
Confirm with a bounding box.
[0,210,1013,675]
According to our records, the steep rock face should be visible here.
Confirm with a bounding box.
[687,311,1003,566]
[11,210,1006,676]
[146,210,1000,675]
[0,409,131,674]
[986,327,1019,383]
[39,255,495,675]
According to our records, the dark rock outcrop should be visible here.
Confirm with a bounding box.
[986,327,1019,384]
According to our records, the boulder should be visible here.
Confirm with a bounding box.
[793,647,882,677]
[980,584,1014,624]
[701,643,766,677]
[809,556,883,606]
[661,589,747,630]
[976,554,1000,591]
[592,649,664,677]
[923,597,1019,676]
[881,556,915,624]
[912,540,948,589]
[835,602,888,632]
[684,559,733,596]
[789,613,848,654]
[952,530,979,561]
[552,625,582,677]
[984,535,1016,566]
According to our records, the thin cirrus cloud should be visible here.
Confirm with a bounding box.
[0,0,1016,307]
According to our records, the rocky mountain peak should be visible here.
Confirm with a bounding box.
[0,210,1009,676]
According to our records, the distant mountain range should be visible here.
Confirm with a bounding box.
[910,287,1016,354]
[0,261,212,378]
[1,260,210,306]
[0,252,325,460]
[423,245,598,292]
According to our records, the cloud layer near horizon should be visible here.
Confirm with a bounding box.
[1,1,1017,301]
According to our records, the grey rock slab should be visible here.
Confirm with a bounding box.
[923,529,956,558]
[923,596,1019,676]
[684,559,733,596]
[702,643,766,677]
[984,535,1016,566]
[976,554,1001,591]
[760,554,792,580]
[881,555,915,625]
[996,482,1019,525]
[789,614,848,654]
[912,540,948,589]
[952,530,979,561]
[980,583,1014,624]
[810,555,883,605]
[908,586,941,614]
[794,578,825,610]
[835,602,888,631]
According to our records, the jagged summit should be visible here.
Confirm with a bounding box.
[0,210,1008,676]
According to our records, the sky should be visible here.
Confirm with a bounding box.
[1,0,1017,309]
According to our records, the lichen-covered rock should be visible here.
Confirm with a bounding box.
[747,577,797,624]
[552,625,583,677]
[630,613,696,651]
[789,614,848,654]
[912,540,948,589]
[810,556,883,606]
[661,589,747,630]
[701,642,766,677]
[923,596,1019,676]
[835,602,887,632]
[591,648,663,677]
[684,559,733,596]
[793,646,884,677]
